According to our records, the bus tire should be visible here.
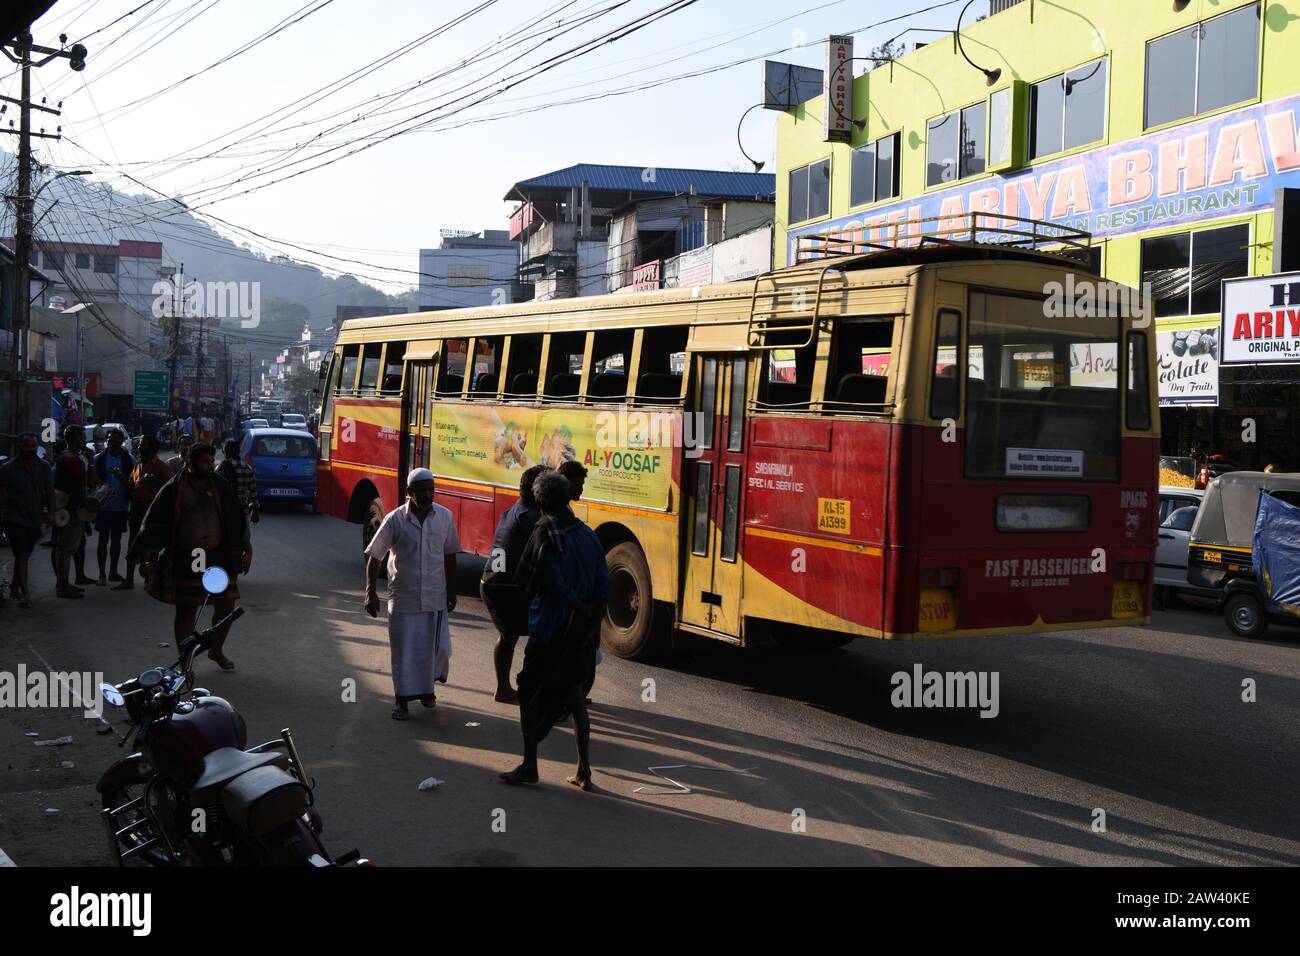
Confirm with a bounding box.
[602,542,659,660]
[1224,592,1268,640]
[362,497,384,554]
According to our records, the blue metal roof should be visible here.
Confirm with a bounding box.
[505,163,774,201]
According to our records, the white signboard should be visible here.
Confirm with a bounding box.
[1156,325,1219,406]
[1220,271,1300,365]
[1006,447,1083,478]
[822,35,854,143]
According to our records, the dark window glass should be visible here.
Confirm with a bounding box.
[381,341,405,394]
[826,319,895,413]
[1064,59,1107,150]
[807,159,830,220]
[1140,232,1193,317]
[1141,224,1248,317]
[721,465,741,563]
[960,101,986,178]
[93,254,116,274]
[1189,224,1249,315]
[1197,3,1260,115]
[468,336,503,397]
[43,250,65,270]
[876,133,898,201]
[1126,332,1152,432]
[543,331,585,399]
[635,326,687,405]
[503,333,543,399]
[339,345,360,394]
[75,252,90,269]
[851,142,876,207]
[1031,76,1065,158]
[589,328,632,402]
[727,356,747,450]
[692,462,712,556]
[1165,505,1198,531]
[789,166,809,223]
[359,343,382,394]
[927,112,959,186]
[253,435,316,458]
[698,358,717,449]
[931,310,962,421]
[1145,4,1258,128]
[437,339,468,396]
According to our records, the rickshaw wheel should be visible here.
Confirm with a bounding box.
[1224,593,1268,640]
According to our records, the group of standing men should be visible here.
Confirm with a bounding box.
[363,458,608,791]
[0,426,259,670]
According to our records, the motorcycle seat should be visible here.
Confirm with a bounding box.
[191,747,289,802]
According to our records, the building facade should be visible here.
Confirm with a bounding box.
[418,230,524,310]
[776,0,1300,469]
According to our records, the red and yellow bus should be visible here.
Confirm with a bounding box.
[315,216,1159,658]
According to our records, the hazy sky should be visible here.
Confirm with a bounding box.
[12,0,967,290]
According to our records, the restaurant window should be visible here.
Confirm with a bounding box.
[927,102,986,187]
[503,333,543,399]
[359,343,382,394]
[1030,58,1107,158]
[850,133,900,207]
[436,338,468,396]
[381,341,405,394]
[635,325,687,404]
[338,345,360,395]
[1140,223,1249,317]
[757,324,818,411]
[825,319,895,413]
[467,336,503,398]
[1144,2,1259,129]
[543,331,586,400]
[589,328,632,402]
[788,159,830,224]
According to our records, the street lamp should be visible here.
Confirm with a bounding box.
[735,103,769,172]
[33,169,91,202]
[61,302,89,424]
[823,56,897,134]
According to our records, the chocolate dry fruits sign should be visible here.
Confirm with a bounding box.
[1220,271,1300,365]
[1157,326,1219,406]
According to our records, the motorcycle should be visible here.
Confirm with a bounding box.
[96,566,369,866]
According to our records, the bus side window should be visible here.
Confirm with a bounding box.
[930,310,962,420]
[589,329,633,402]
[339,345,360,396]
[503,333,543,400]
[825,318,894,413]
[1126,332,1152,431]
[359,343,382,395]
[757,324,817,410]
[468,336,504,398]
[381,341,405,394]
[635,326,687,405]
[544,331,586,401]
[437,339,468,397]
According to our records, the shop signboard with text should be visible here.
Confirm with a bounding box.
[1220,271,1300,366]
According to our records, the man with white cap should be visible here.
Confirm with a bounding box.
[363,467,460,720]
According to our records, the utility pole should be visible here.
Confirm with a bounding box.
[167,263,183,423]
[2,32,87,452]
[247,350,253,415]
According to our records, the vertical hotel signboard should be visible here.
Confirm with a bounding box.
[823,35,853,143]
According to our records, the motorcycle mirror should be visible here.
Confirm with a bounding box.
[201,566,229,595]
[138,668,165,690]
[100,683,124,707]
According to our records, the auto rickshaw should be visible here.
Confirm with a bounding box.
[1187,471,1300,639]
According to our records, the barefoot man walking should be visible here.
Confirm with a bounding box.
[363,468,460,721]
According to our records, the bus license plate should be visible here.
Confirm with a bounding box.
[1111,582,1142,619]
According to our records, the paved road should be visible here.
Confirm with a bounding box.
[2,507,1299,866]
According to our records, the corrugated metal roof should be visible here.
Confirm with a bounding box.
[505,163,775,201]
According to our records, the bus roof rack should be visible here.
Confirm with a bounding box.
[791,212,1093,269]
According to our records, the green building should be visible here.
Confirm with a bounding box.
[775,0,1300,469]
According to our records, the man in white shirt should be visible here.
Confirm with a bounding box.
[363,468,460,721]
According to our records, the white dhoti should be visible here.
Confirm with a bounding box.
[388,609,451,701]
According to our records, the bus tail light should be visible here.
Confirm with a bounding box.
[920,567,960,588]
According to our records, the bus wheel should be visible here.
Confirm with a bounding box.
[362,498,384,553]
[1224,593,1268,640]
[602,542,659,660]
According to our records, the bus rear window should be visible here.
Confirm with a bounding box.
[758,325,817,410]
[253,436,316,458]
[965,291,1119,481]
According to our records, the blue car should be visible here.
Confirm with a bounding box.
[239,428,318,512]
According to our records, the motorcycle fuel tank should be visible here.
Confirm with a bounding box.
[144,696,248,785]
